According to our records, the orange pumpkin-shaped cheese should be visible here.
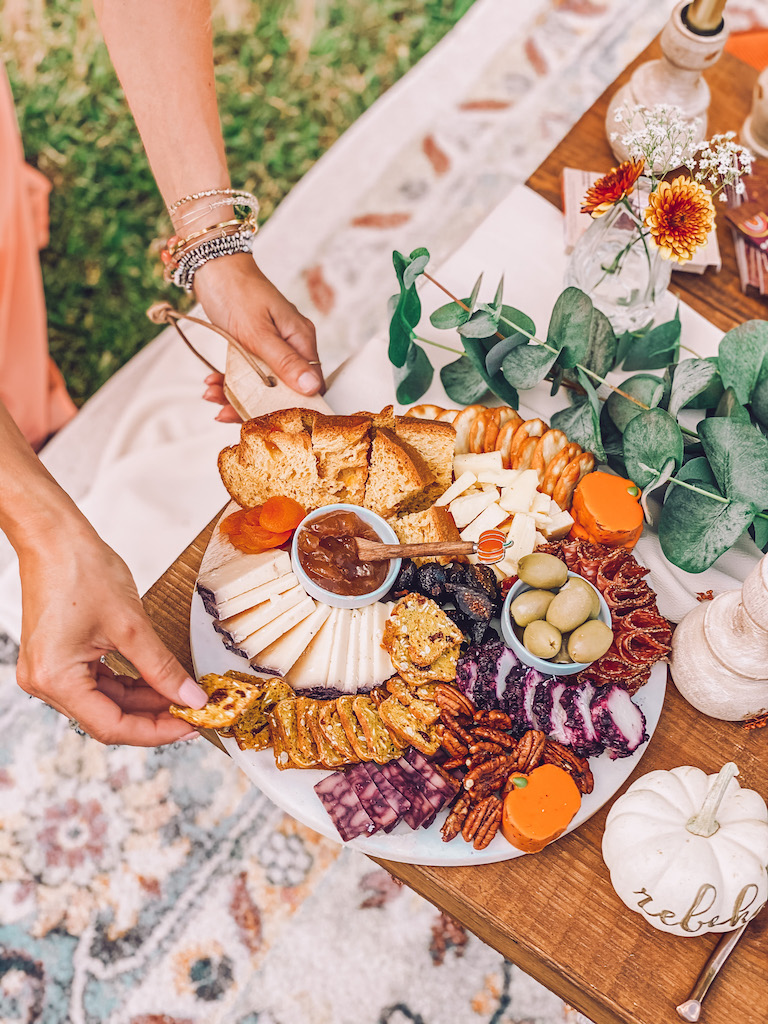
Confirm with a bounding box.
[570,471,643,551]
[501,765,581,853]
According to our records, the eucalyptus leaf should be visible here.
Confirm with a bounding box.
[429,299,472,330]
[668,359,722,419]
[640,457,677,525]
[718,319,768,404]
[389,250,422,367]
[575,368,606,461]
[615,329,638,368]
[484,332,529,378]
[440,355,490,406]
[623,408,683,488]
[551,375,606,463]
[684,357,723,410]
[676,456,717,488]
[659,481,755,573]
[714,386,752,424]
[750,377,768,428]
[622,313,681,371]
[606,373,666,433]
[403,246,430,290]
[546,287,592,369]
[393,341,433,405]
[458,308,500,338]
[576,304,617,379]
[752,514,768,552]
[493,274,504,308]
[698,416,768,509]
[462,337,520,409]
[469,273,483,310]
[502,341,561,391]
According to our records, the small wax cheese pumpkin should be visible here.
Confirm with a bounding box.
[602,763,768,936]
[501,765,581,853]
[570,471,643,551]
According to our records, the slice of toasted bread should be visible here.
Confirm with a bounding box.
[386,505,462,566]
[363,427,435,518]
[352,695,404,765]
[310,412,372,506]
[169,672,261,729]
[336,695,372,761]
[394,416,455,493]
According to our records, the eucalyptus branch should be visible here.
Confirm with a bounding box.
[665,477,768,521]
[414,334,463,355]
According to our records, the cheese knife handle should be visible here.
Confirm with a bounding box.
[354,538,476,561]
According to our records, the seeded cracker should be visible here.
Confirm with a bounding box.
[382,593,463,685]
[169,672,261,729]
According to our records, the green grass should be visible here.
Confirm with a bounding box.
[2,0,475,405]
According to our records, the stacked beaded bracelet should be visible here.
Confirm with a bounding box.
[162,188,260,293]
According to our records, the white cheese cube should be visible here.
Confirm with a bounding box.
[453,451,503,477]
[476,469,522,487]
[435,471,477,507]
[460,502,508,543]
[540,509,574,540]
[531,491,551,515]
[499,470,540,514]
[503,512,537,566]
[448,490,499,528]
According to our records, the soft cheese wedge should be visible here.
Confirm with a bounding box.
[286,607,340,687]
[217,585,306,644]
[342,608,365,693]
[252,604,331,677]
[236,596,316,661]
[215,571,298,620]
[198,548,292,610]
[327,609,353,690]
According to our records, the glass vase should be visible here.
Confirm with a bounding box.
[564,182,672,334]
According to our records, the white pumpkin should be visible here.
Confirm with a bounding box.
[602,763,768,937]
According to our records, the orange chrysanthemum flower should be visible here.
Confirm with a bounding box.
[644,177,715,264]
[581,160,644,217]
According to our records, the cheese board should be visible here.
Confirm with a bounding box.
[183,403,670,865]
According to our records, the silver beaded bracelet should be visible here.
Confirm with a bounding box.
[172,229,255,293]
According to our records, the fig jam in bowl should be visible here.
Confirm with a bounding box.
[291,504,401,609]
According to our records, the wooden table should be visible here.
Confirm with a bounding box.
[142,42,767,1024]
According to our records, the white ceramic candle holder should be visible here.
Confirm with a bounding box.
[743,68,768,159]
[605,2,730,164]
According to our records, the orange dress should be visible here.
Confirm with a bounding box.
[0,66,76,449]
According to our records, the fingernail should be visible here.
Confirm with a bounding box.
[204,373,217,384]
[179,678,208,709]
[179,729,200,741]
[203,387,217,401]
[298,371,321,395]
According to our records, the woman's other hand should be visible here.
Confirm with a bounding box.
[14,517,209,747]
[194,253,324,410]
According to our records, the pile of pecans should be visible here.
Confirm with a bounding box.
[434,684,594,850]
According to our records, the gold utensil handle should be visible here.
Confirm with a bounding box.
[354,538,476,561]
[676,922,750,1022]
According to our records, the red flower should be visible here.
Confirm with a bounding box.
[581,160,645,217]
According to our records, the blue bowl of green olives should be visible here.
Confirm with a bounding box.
[501,553,613,676]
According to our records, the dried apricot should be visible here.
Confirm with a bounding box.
[259,496,306,533]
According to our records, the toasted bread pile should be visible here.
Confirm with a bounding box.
[218,405,455,520]
[407,404,595,510]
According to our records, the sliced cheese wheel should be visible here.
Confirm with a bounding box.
[198,548,292,608]
[343,608,365,694]
[287,608,340,688]
[252,604,332,677]
[215,571,298,620]
[238,596,316,661]
[217,585,305,644]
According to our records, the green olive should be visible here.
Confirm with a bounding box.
[509,588,555,627]
[567,620,614,664]
[552,635,574,664]
[523,619,562,660]
[546,586,594,633]
[559,577,600,620]
[517,553,569,590]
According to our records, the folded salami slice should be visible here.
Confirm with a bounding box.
[314,773,377,842]
[345,763,399,833]
[357,762,411,831]
[379,761,436,829]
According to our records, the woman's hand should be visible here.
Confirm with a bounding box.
[194,253,324,417]
[14,518,209,747]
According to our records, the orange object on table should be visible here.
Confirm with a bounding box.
[570,470,644,551]
[259,495,306,533]
[501,765,582,854]
[220,504,292,554]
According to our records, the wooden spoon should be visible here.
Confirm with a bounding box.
[353,537,475,562]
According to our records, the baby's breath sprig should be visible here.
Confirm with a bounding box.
[693,132,753,202]
[611,103,702,182]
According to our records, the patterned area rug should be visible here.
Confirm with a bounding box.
[3,2,768,1022]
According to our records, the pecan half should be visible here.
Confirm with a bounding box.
[473,709,512,730]
[513,729,547,773]
[441,791,472,842]
[440,712,473,747]
[471,725,516,750]
[441,756,467,772]
[461,794,503,850]
[543,740,594,795]
[435,684,476,719]
[441,729,469,759]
